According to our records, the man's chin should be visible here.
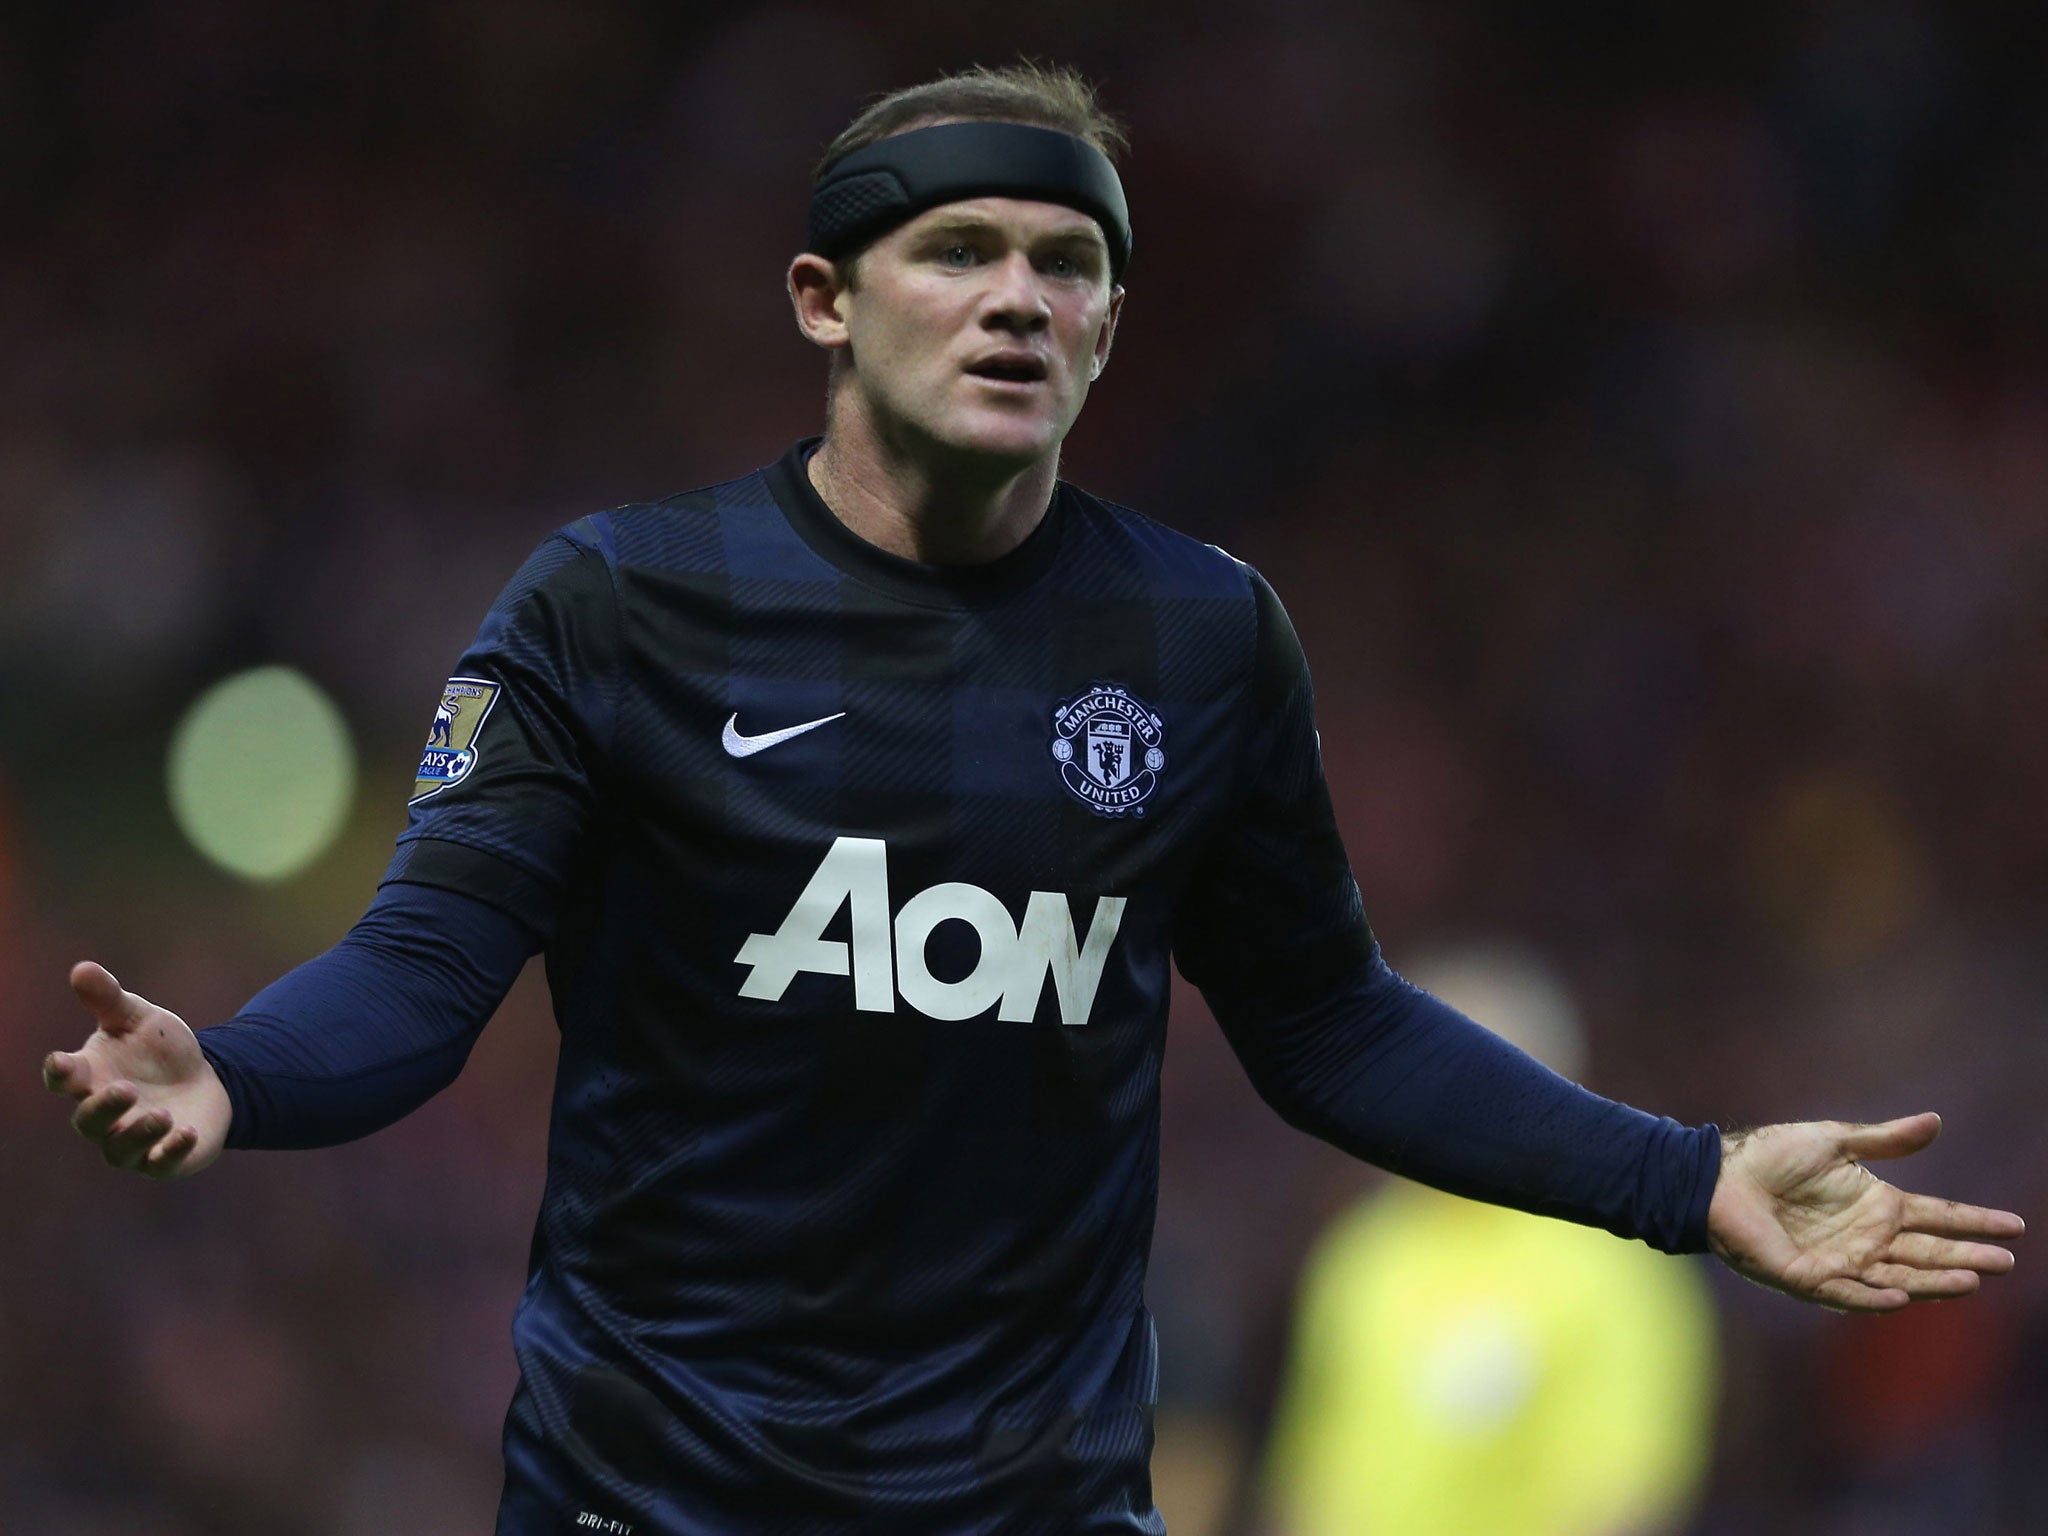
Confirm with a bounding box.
[929,410,1062,469]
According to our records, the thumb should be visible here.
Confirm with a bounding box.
[69,961,149,1036]
[1838,1112,1941,1161]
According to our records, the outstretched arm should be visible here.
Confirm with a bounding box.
[1200,951,1723,1252]
[192,879,534,1148]
[46,528,609,1171]
[1173,569,1721,1252]
[43,879,535,1170]
[1707,1113,2023,1311]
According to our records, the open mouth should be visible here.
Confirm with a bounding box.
[965,357,1048,385]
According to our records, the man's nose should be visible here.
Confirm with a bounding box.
[980,252,1051,331]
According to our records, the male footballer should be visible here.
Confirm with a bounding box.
[41,64,2023,1534]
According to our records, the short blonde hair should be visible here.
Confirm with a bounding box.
[815,61,1128,185]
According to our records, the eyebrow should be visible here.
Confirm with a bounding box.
[912,216,1108,255]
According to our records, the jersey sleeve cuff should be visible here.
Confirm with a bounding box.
[1676,1122,1723,1255]
[381,836,557,939]
[195,1032,260,1150]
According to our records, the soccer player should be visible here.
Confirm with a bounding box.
[41,64,2023,1535]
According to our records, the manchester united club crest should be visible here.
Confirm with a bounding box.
[1051,684,1166,817]
[411,677,501,802]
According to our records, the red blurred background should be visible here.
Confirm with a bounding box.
[4,3,2044,1531]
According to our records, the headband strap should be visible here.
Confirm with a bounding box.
[807,121,1131,281]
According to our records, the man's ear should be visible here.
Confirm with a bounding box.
[789,254,852,351]
[1089,284,1125,381]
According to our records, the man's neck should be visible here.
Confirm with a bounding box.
[807,407,1058,567]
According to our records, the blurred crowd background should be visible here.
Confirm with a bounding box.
[4,1,2046,1531]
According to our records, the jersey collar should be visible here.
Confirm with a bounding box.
[764,438,1067,609]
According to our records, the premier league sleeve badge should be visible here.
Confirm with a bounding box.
[411,677,502,801]
[1051,684,1166,817]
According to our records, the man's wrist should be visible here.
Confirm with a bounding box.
[1706,1123,1763,1264]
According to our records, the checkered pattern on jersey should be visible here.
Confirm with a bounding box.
[388,442,1360,1533]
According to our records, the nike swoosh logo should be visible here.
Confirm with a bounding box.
[721,711,846,758]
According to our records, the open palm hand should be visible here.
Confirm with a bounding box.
[41,962,231,1180]
[1708,1113,2023,1313]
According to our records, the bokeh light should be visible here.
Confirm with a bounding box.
[166,667,357,882]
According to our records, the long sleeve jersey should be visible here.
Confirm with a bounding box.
[200,440,1719,1535]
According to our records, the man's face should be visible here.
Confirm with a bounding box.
[821,197,1123,467]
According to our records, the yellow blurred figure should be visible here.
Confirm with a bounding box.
[1261,945,1719,1536]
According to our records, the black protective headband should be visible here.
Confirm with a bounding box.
[807,121,1132,282]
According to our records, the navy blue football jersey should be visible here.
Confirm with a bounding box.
[388,440,1373,1533]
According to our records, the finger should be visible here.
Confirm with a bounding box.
[1812,1276,1911,1313]
[68,962,149,1037]
[1861,1262,1983,1299]
[100,1107,174,1170]
[1900,1192,2027,1240]
[142,1125,200,1180]
[42,1050,91,1098]
[70,1081,138,1140]
[1887,1232,2018,1275]
[1837,1112,1941,1160]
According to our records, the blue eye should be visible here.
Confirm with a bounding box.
[938,244,975,268]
